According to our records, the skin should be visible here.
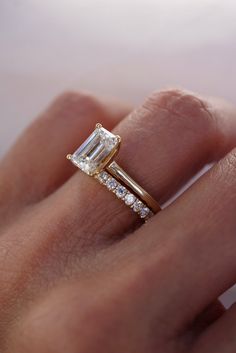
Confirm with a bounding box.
[1,89,236,352]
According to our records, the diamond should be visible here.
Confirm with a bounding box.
[133,200,144,212]
[98,171,109,184]
[139,206,150,218]
[115,185,127,199]
[106,177,118,190]
[70,126,120,175]
[100,130,118,146]
[124,193,136,206]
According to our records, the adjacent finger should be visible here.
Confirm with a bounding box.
[131,147,236,332]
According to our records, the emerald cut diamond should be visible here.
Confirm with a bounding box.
[69,125,120,176]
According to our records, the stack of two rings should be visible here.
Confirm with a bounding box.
[67,123,161,221]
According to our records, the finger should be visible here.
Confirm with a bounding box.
[0,92,131,221]
[193,304,236,353]
[52,89,236,241]
[131,147,236,332]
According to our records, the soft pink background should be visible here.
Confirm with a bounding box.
[1,0,236,305]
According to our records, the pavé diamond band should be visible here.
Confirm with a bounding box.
[66,123,161,220]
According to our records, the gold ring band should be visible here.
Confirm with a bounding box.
[106,161,161,214]
[67,123,161,221]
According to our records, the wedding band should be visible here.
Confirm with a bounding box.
[66,123,161,220]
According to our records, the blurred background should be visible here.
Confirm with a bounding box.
[1,0,236,305]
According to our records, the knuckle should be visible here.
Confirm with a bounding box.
[146,88,184,111]
[48,90,102,119]
[144,88,217,134]
[54,90,95,107]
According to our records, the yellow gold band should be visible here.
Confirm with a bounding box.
[106,161,161,214]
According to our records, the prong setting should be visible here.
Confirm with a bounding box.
[67,124,120,175]
[116,135,121,143]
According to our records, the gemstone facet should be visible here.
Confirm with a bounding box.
[106,177,118,190]
[133,200,144,212]
[115,185,127,199]
[124,193,136,206]
[98,171,109,184]
[140,206,150,218]
[70,126,119,175]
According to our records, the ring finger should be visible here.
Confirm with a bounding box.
[46,89,236,244]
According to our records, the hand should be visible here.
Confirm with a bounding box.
[1,89,236,353]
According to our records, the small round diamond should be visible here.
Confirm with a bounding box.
[98,171,109,184]
[106,177,118,190]
[140,207,150,218]
[115,185,127,199]
[133,200,144,212]
[124,193,136,206]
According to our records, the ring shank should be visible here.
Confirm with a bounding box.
[106,161,161,214]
